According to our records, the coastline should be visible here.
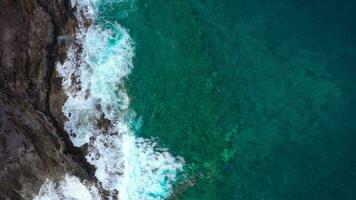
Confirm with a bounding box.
[0,0,94,198]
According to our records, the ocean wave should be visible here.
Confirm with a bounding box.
[34,175,100,200]
[35,0,184,199]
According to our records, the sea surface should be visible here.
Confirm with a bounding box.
[36,0,356,199]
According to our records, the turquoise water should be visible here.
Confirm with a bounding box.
[37,0,356,199]
[53,0,184,199]
[120,0,356,199]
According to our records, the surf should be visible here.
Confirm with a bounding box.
[35,0,184,199]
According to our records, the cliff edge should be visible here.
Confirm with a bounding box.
[0,0,93,199]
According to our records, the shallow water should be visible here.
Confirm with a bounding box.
[37,0,184,199]
[36,0,356,199]
[123,0,356,199]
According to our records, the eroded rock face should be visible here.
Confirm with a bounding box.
[0,0,91,199]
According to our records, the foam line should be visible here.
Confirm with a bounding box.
[36,1,184,199]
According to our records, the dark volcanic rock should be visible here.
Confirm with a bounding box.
[0,0,92,199]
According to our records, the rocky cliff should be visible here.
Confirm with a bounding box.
[0,0,93,199]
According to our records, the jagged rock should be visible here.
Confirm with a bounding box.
[0,0,93,199]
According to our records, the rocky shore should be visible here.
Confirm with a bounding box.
[0,0,93,199]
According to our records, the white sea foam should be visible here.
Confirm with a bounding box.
[34,175,100,200]
[36,0,184,199]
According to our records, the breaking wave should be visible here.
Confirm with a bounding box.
[35,0,184,199]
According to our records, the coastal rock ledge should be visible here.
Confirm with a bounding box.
[0,0,93,199]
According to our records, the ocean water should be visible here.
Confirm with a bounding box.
[35,0,356,199]
[36,0,183,200]
[122,0,356,199]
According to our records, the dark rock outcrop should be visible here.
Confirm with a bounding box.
[0,0,92,199]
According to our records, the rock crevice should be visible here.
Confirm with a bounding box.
[0,0,94,199]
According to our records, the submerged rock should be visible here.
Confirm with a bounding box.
[0,0,93,199]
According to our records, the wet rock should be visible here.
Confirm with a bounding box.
[96,114,113,133]
[0,0,93,199]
